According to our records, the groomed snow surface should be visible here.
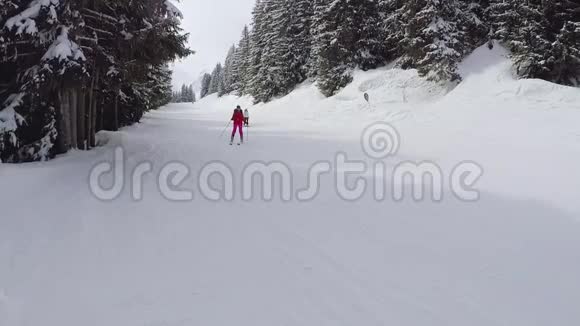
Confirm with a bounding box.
[2,44,580,326]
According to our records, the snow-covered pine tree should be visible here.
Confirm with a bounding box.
[489,0,550,80]
[487,0,580,84]
[200,73,212,98]
[253,0,314,97]
[310,0,349,95]
[0,0,191,162]
[251,0,304,103]
[380,0,406,61]
[491,0,580,85]
[283,0,313,86]
[181,84,188,102]
[147,64,174,108]
[1,0,84,162]
[311,0,386,97]
[308,0,327,79]
[539,0,580,85]
[458,0,490,51]
[231,26,251,95]
[208,63,224,95]
[181,84,195,102]
[102,0,191,129]
[352,0,386,70]
[172,82,195,103]
[399,0,487,82]
[221,45,237,96]
[246,0,277,102]
[552,0,580,85]
[487,0,520,42]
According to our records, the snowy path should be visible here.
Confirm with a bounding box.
[2,100,580,326]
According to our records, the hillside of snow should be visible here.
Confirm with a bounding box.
[1,44,580,326]
[201,44,580,214]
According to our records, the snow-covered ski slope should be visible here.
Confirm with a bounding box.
[1,44,580,326]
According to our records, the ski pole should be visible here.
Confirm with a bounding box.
[219,121,231,138]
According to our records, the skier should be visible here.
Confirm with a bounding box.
[243,108,250,126]
[230,105,244,145]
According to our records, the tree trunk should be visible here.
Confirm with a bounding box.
[55,90,68,153]
[87,88,93,149]
[70,88,78,149]
[60,89,72,150]
[77,89,86,149]
[98,91,104,133]
[112,92,119,131]
[90,70,100,147]
[87,74,95,149]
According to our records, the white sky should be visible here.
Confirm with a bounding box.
[170,0,256,89]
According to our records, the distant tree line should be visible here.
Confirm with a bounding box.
[0,0,191,163]
[172,84,196,103]
[200,0,579,103]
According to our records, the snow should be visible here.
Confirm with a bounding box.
[42,27,86,64]
[164,1,183,19]
[4,0,59,35]
[2,44,580,326]
[0,94,25,135]
[106,66,119,77]
[120,31,134,40]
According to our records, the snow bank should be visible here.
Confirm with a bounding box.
[196,64,451,135]
[456,42,580,104]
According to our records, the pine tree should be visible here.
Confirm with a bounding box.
[176,84,196,102]
[148,64,174,108]
[396,0,489,82]
[460,0,490,48]
[555,0,580,84]
[231,26,252,95]
[251,0,314,102]
[311,0,386,97]
[380,0,406,61]
[221,45,237,95]
[488,0,580,85]
[246,0,273,101]
[489,1,548,79]
[208,63,224,95]
[181,84,188,102]
[283,0,314,84]
[250,0,298,102]
[200,73,212,98]
[0,0,191,162]
[1,0,85,161]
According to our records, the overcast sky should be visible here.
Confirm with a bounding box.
[170,0,256,89]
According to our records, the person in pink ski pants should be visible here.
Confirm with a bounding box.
[230,105,244,144]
